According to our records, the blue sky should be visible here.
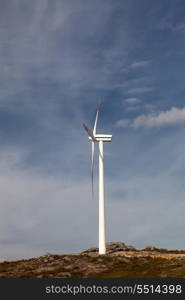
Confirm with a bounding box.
[1,0,185,259]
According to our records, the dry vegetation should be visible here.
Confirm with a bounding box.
[1,243,185,278]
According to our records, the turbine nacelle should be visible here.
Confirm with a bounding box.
[88,134,112,142]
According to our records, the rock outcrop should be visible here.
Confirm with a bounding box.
[82,242,136,254]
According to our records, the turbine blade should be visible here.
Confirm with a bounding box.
[93,103,101,135]
[83,123,97,142]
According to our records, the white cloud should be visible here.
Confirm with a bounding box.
[127,87,152,94]
[0,147,97,260]
[143,104,157,112]
[107,174,185,250]
[125,97,142,104]
[156,15,185,33]
[115,119,131,128]
[129,60,151,68]
[133,107,185,128]
[116,107,185,129]
[126,106,141,112]
[174,23,185,32]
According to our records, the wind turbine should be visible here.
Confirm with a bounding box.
[83,104,112,254]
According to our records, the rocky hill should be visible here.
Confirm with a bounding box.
[1,242,185,278]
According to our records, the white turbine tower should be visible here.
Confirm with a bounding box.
[83,104,112,254]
